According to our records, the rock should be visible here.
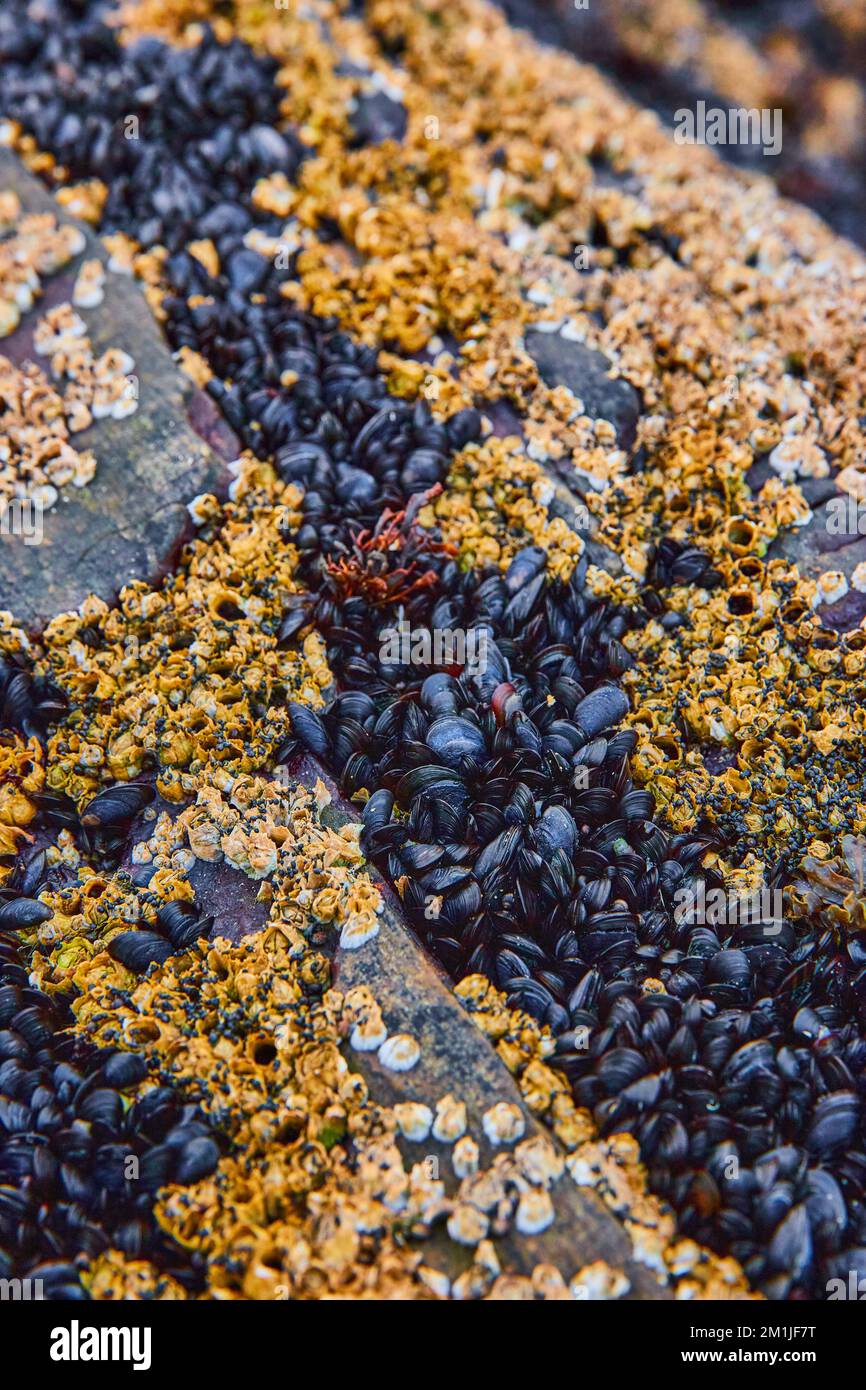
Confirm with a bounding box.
[525,329,641,450]
[0,150,227,631]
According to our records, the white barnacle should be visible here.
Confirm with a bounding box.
[569,1260,630,1301]
[393,1102,433,1142]
[526,283,553,306]
[526,437,549,462]
[12,279,34,312]
[65,228,87,258]
[72,259,106,308]
[187,493,218,527]
[111,392,138,420]
[515,1189,554,1235]
[565,1152,600,1188]
[432,1093,467,1143]
[417,1265,450,1298]
[29,484,58,512]
[101,349,135,378]
[627,1223,668,1275]
[561,318,586,342]
[666,1240,701,1277]
[446,1203,489,1246]
[482,1101,525,1146]
[378,1033,420,1072]
[350,1017,388,1052]
[339,912,379,950]
[0,300,20,338]
[452,1135,479,1179]
[815,570,848,607]
[515,1136,565,1188]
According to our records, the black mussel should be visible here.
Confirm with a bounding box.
[0,899,52,931]
[156,900,214,951]
[425,716,486,769]
[81,783,155,829]
[573,685,630,741]
[107,931,175,974]
[287,702,331,759]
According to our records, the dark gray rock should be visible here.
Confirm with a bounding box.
[766,493,866,632]
[525,328,641,450]
[746,457,839,509]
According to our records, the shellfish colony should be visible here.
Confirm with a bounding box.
[1,0,866,1301]
[0,197,138,511]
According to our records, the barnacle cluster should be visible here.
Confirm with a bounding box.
[420,436,585,579]
[39,461,329,806]
[0,730,44,864]
[618,554,866,870]
[0,195,142,510]
[0,355,98,511]
[0,190,85,336]
[0,198,139,508]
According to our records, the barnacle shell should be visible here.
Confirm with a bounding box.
[452,1136,480,1178]
[446,1203,489,1246]
[432,1094,467,1144]
[339,911,379,950]
[482,1102,525,1146]
[393,1102,433,1141]
[515,1189,554,1235]
[569,1261,630,1301]
[378,1033,420,1072]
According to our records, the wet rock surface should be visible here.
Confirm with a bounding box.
[524,328,642,452]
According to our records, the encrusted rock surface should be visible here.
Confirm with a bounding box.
[0,151,226,630]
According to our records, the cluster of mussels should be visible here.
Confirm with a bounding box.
[0,10,305,258]
[0,650,220,1293]
[0,654,66,739]
[2,0,866,1301]
[0,853,220,1296]
[282,537,866,1299]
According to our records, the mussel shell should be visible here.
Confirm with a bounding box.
[108,931,175,974]
[173,1136,220,1184]
[573,684,629,740]
[0,898,52,931]
[287,701,331,758]
[156,900,214,950]
[99,1051,149,1090]
[81,782,155,829]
